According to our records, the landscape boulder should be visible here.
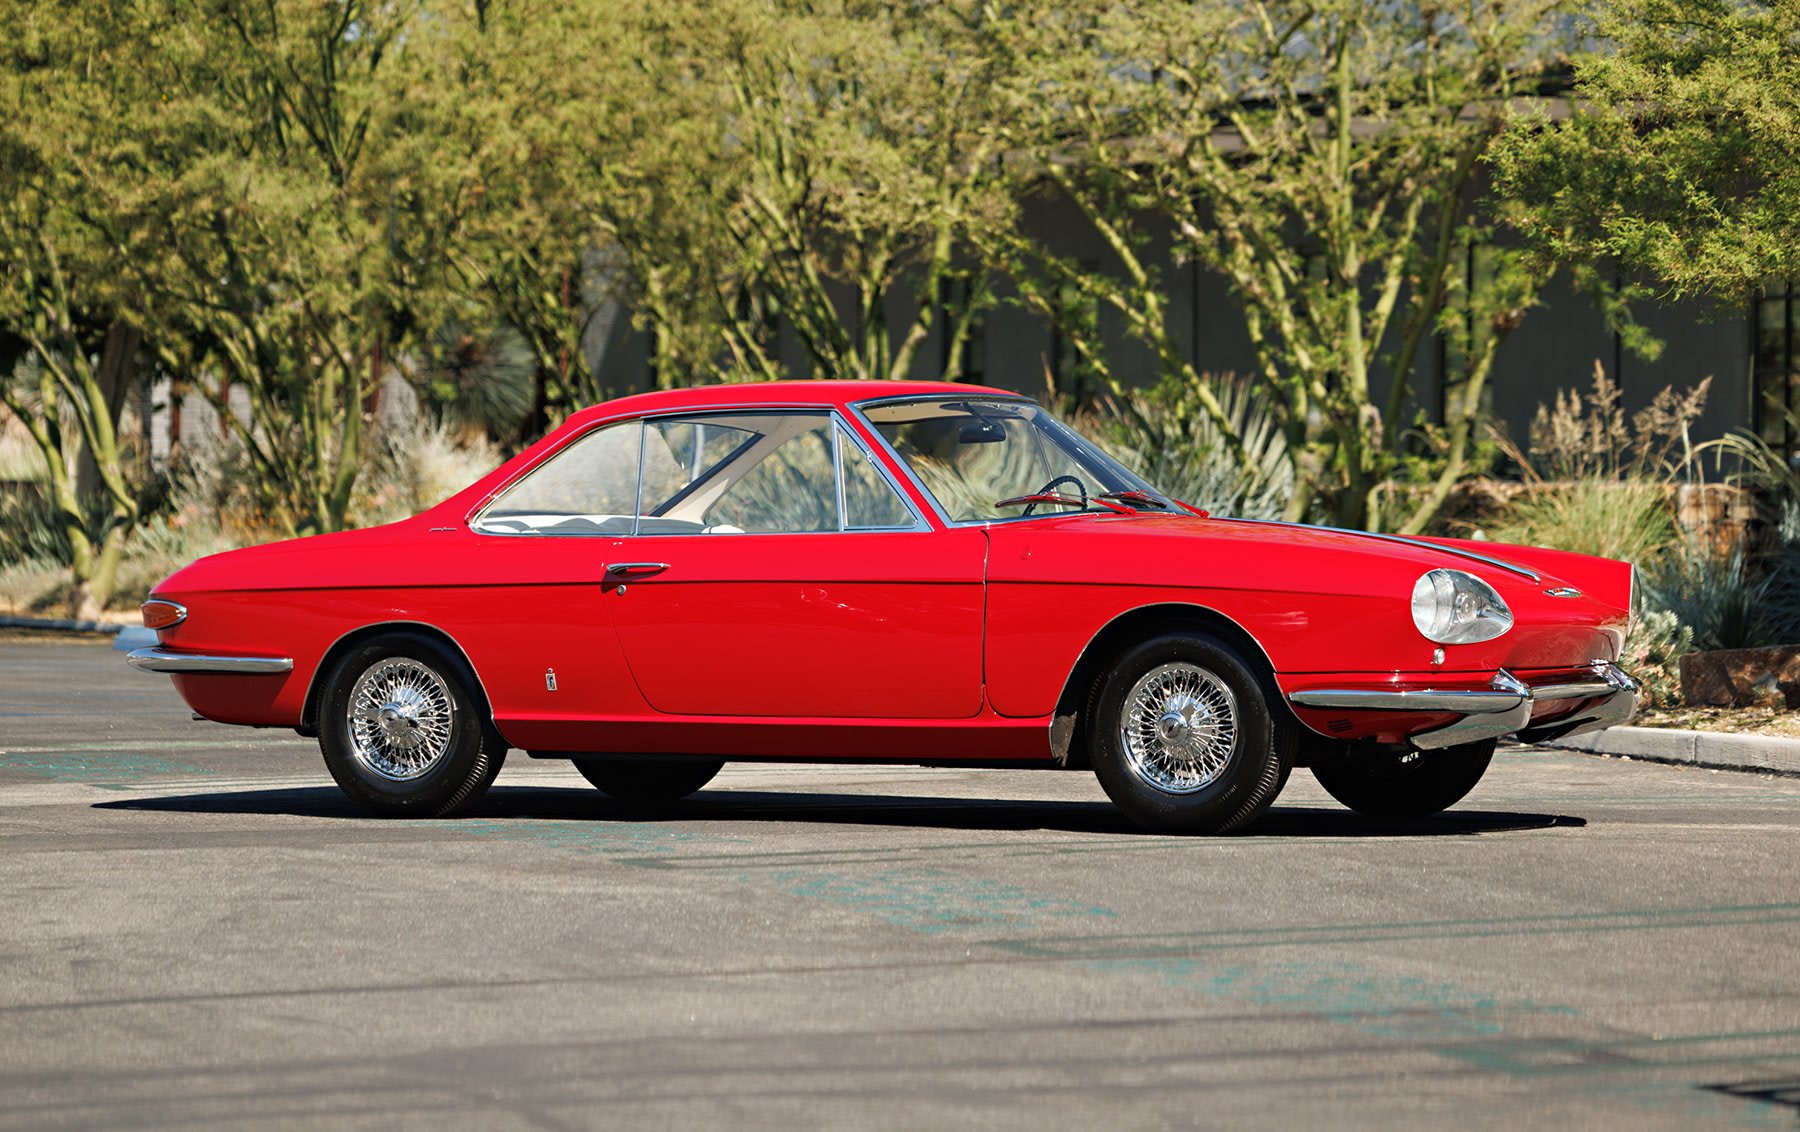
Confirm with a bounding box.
[1678,646,1800,708]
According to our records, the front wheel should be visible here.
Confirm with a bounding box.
[576,758,725,803]
[1309,738,1496,821]
[318,634,505,818]
[1088,633,1288,834]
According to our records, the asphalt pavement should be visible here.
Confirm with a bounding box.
[3,640,1799,1130]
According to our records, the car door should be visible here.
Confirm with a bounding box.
[603,411,987,719]
[463,417,648,747]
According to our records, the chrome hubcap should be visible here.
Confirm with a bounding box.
[1120,662,1237,794]
[347,659,455,782]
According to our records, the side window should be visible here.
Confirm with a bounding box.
[473,420,640,536]
[838,425,914,529]
[640,413,839,534]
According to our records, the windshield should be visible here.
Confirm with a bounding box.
[860,398,1179,522]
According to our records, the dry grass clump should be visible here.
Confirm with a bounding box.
[1483,362,1706,565]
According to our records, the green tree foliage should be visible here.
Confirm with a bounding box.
[987,0,1569,531]
[1492,0,1800,297]
[585,0,1020,386]
[0,4,148,617]
[421,2,613,422]
[94,0,475,538]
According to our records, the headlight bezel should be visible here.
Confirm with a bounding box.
[1410,568,1513,645]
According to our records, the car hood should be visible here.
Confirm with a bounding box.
[986,513,1630,612]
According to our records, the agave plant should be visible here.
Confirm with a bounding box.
[1078,374,1293,520]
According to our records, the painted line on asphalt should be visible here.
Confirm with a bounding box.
[981,902,1800,957]
[0,739,313,754]
[1443,1026,1800,1076]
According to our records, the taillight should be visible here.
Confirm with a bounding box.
[141,600,187,630]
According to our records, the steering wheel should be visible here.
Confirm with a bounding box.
[1025,475,1087,515]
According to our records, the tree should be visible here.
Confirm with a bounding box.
[1491,0,1800,297]
[585,0,1019,386]
[988,0,1570,531]
[0,4,148,618]
[420,2,615,426]
[66,1,488,537]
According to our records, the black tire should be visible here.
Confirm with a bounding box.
[1309,738,1496,821]
[1088,633,1288,834]
[575,758,724,803]
[318,633,505,818]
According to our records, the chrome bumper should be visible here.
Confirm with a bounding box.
[1288,662,1638,750]
[126,646,294,674]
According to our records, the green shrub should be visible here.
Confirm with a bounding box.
[1639,540,1800,652]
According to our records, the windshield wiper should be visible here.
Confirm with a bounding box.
[995,493,1136,515]
[1096,490,1170,510]
[1097,490,1209,517]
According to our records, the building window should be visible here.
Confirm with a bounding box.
[939,277,986,382]
[1755,279,1799,453]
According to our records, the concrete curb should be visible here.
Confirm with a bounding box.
[0,616,156,650]
[1547,726,1800,777]
[0,614,124,633]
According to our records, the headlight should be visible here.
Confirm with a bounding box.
[1411,569,1512,644]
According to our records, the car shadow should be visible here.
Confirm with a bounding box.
[94,783,1584,837]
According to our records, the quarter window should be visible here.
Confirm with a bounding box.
[838,424,914,529]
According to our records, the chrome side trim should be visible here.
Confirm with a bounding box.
[126,647,294,674]
[1230,519,1541,582]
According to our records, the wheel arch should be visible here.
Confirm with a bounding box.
[1048,602,1285,768]
[299,621,500,741]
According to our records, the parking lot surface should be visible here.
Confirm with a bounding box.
[3,640,1799,1130]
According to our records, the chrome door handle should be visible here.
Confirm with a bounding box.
[606,562,670,578]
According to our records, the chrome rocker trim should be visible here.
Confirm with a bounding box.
[1288,663,1638,751]
[127,647,295,675]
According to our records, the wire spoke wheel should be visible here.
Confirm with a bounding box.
[345,658,456,782]
[1119,661,1238,794]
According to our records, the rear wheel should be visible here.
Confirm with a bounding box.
[318,634,505,818]
[1088,633,1288,834]
[1309,738,1496,821]
[576,758,724,803]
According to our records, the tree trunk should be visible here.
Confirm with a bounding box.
[76,321,141,499]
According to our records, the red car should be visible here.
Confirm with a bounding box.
[129,380,1636,833]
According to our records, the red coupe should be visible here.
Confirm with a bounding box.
[129,380,1636,833]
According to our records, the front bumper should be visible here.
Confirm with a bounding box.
[1288,662,1638,749]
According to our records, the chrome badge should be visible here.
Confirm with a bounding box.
[1544,586,1583,597]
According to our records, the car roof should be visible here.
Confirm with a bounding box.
[562,380,1030,428]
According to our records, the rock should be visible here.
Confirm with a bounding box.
[1678,646,1800,708]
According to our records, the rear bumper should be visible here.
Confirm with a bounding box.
[1288,662,1637,749]
[126,646,294,674]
